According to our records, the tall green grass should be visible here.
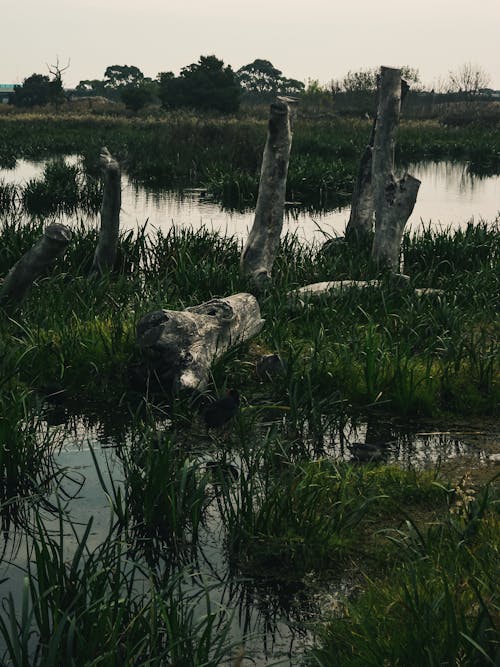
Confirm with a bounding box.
[311,478,499,666]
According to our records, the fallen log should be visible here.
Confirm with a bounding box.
[90,147,121,277]
[0,223,72,308]
[240,98,294,289]
[287,279,443,307]
[135,293,265,393]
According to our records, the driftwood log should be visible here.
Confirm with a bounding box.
[90,147,121,277]
[240,98,294,289]
[371,67,420,270]
[135,293,264,392]
[0,223,72,308]
[287,279,443,308]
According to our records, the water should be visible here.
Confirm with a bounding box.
[0,403,495,665]
[1,157,499,242]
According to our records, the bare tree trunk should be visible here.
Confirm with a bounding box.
[134,293,264,393]
[0,223,72,308]
[371,68,420,271]
[371,174,420,269]
[240,98,294,289]
[90,147,121,277]
[345,119,376,242]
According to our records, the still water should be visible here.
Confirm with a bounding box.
[1,157,499,241]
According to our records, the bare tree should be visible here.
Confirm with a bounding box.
[447,63,491,97]
[47,56,70,109]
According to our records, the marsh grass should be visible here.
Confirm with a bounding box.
[0,216,497,417]
[1,114,498,206]
[0,385,64,533]
[311,477,499,666]
[0,158,102,216]
[0,509,235,666]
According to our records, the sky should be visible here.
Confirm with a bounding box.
[2,0,500,89]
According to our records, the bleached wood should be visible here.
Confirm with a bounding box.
[371,67,420,270]
[240,99,294,289]
[371,174,421,269]
[136,293,265,392]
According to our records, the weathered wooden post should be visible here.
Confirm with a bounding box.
[371,67,420,271]
[90,147,121,277]
[240,98,294,289]
[135,293,264,393]
[345,118,376,243]
[0,223,72,308]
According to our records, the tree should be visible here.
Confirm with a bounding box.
[158,55,240,113]
[237,59,304,101]
[104,65,145,90]
[47,57,69,109]
[446,63,491,97]
[334,66,420,92]
[11,74,53,107]
[120,83,154,112]
[75,79,107,97]
[237,59,283,97]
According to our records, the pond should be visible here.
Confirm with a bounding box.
[1,157,499,241]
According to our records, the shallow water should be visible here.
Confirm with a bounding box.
[1,157,499,242]
[1,406,496,666]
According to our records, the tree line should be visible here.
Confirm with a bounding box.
[9,56,494,113]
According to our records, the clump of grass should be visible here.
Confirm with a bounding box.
[21,158,102,215]
[311,478,500,667]
[0,382,64,531]
[123,429,208,548]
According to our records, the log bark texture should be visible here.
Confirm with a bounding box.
[90,147,121,276]
[371,174,421,269]
[0,223,72,308]
[345,119,376,242]
[371,68,420,270]
[240,99,293,289]
[135,293,265,392]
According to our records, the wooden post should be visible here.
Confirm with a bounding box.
[371,68,420,271]
[0,223,72,308]
[371,174,420,269]
[345,118,376,243]
[90,147,121,276]
[240,98,294,289]
[135,293,265,393]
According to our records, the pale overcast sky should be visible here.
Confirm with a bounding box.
[2,0,500,89]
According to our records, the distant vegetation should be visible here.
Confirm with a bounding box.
[6,56,499,119]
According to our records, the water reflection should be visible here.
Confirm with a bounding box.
[1,157,499,242]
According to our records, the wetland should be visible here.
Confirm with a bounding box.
[0,110,498,666]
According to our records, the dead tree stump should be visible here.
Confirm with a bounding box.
[240,98,294,289]
[371,67,420,271]
[90,147,121,277]
[0,223,72,308]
